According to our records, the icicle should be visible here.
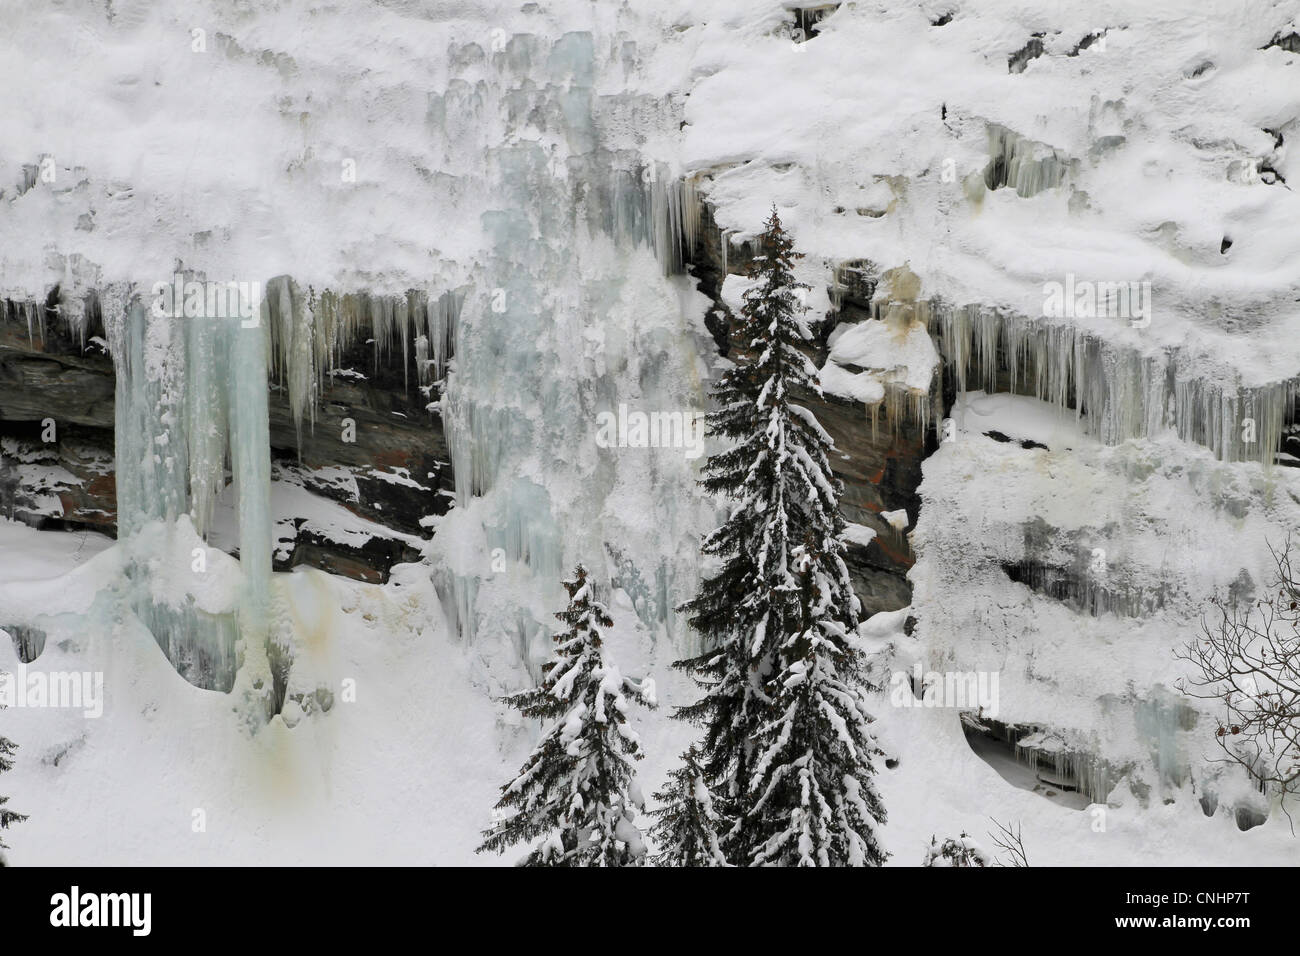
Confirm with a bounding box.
[605,164,705,277]
[394,295,409,392]
[106,283,272,697]
[229,303,273,602]
[935,302,1296,467]
[185,309,228,537]
[983,124,1072,197]
[415,333,429,387]
[314,288,334,394]
[427,289,461,383]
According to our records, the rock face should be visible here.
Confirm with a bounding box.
[0,336,114,430]
[803,387,927,613]
[1,193,933,611]
[0,298,117,533]
[262,311,455,581]
[0,294,452,583]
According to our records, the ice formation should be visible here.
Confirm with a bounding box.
[936,304,1298,466]
[103,287,272,704]
[910,389,1299,829]
[263,280,463,447]
[428,29,714,666]
[2,0,1300,866]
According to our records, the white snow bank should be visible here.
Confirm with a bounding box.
[819,362,885,405]
[823,318,940,404]
[948,389,1098,450]
[841,521,878,549]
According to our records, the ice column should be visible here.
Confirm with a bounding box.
[106,283,273,703]
[434,30,708,657]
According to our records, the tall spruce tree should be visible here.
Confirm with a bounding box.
[746,543,888,865]
[647,743,728,866]
[0,728,27,860]
[478,565,655,866]
[674,206,886,865]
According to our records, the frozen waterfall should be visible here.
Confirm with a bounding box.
[429,30,710,667]
[103,283,273,715]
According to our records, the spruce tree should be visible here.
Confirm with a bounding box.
[0,730,27,859]
[478,565,655,866]
[923,832,990,867]
[675,206,886,865]
[647,743,728,866]
[746,544,888,865]
[673,207,803,852]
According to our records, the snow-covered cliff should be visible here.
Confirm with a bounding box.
[2,0,1299,865]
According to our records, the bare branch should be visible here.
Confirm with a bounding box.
[988,818,1029,867]
[1175,535,1300,806]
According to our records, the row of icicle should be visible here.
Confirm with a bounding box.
[812,269,1295,467]
[934,303,1297,466]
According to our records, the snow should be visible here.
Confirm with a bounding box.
[0,520,114,586]
[207,475,425,560]
[0,521,702,864]
[880,509,909,531]
[4,0,1300,867]
[0,533,502,864]
[676,0,1300,388]
[719,274,758,315]
[819,362,885,406]
[841,522,878,549]
[673,0,1300,469]
[948,389,1099,450]
[902,388,1300,861]
[826,317,940,394]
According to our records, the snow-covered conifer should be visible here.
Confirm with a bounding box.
[0,729,27,859]
[478,565,655,866]
[675,206,886,864]
[744,542,889,866]
[923,832,990,867]
[648,743,729,866]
